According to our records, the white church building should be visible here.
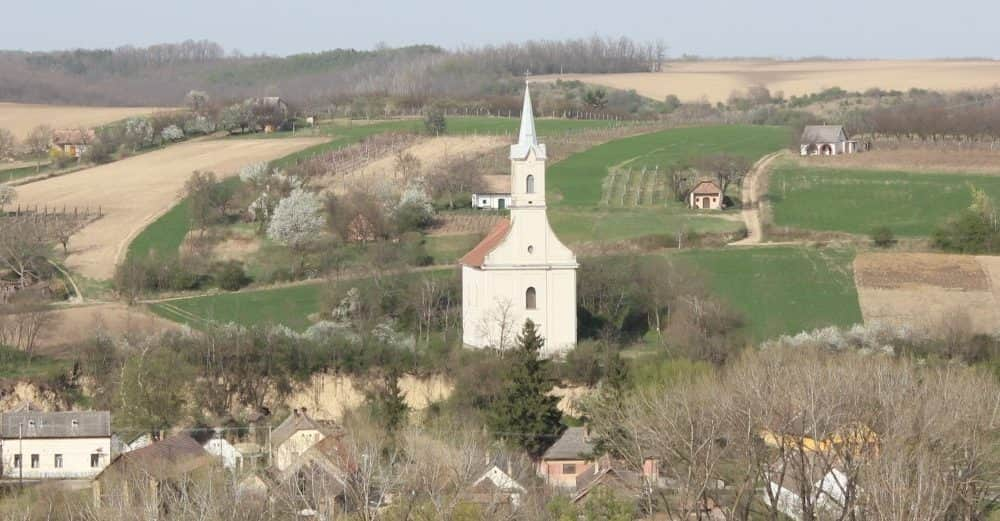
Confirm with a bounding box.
[460,84,578,356]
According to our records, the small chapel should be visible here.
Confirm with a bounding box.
[460,84,578,356]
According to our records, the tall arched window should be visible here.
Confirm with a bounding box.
[525,287,537,309]
[526,175,535,194]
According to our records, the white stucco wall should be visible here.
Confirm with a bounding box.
[0,437,111,479]
[274,429,324,471]
[462,147,577,356]
[472,193,511,210]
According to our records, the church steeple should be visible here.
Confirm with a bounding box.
[517,84,537,146]
[510,83,547,161]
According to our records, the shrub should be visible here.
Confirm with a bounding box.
[160,125,184,142]
[932,210,997,253]
[870,226,895,248]
[423,105,446,135]
[214,261,251,291]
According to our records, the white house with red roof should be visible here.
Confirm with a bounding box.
[459,84,578,355]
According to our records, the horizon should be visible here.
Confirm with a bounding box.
[3,0,999,60]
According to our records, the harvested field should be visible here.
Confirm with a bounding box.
[854,253,988,290]
[34,303,179,357]
[798,148,1000,175]
[329,135,504,194]
[855,252,1000,334]
[536,60,1000,104]
[0,103,165,139]
[12,137,324,279]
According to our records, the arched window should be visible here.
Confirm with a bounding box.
[526,175,535,194]
[525,287,537,309]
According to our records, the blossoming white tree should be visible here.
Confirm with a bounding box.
[267,188,325,269]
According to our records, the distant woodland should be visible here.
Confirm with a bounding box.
[0,37,667,108]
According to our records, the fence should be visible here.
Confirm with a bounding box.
[6,205,103,219]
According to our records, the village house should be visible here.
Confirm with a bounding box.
[92,433,217,508]
[51,128,96,158]
[270,409,334,471]
[251,96,291,133]
[471,174,512,210]
[466,456,528,511]
[461,84,578,355]
[537,427,595,488]
[203,434,262,471]
[799,125,859,156]
[688,179,724,210]
[0,404,112,480]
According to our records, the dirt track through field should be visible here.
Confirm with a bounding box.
[0,103,165,139]
[537,60,1000,104]
[730,152,782,246]
[12,137,325,279]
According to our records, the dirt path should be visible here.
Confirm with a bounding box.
[13,137,325,280]
[730,151,782,246]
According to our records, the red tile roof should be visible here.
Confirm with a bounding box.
[460,219,511,268]
[690,180,722,195]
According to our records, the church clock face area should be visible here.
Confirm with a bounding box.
[459,84,579,356]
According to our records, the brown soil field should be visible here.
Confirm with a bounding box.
[12,137,325,280]
[536,60,1000,103]
[0,103,166,139]
[855,252,1000,334]
[797,148,1000,175]
[428,213,503,236]
[34,303,179,356]
[327,135,504,195]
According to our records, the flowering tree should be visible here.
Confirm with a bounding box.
[0,128,16,160]
[160,124,184,142]
[123,117,154,150]
[183,114,216,135]
[267,189,325,268]
[0,185,15,211]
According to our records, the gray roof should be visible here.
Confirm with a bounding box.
[271,411,330,448]
[800,125,848,144]
[543,427,595,460]
[1,410,111,439]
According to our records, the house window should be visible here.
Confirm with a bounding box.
[54,454,63,468]
[527,245,534,254]
[526,287,537,309]
[526,175,535,194]
[13,455,20,468]
[562,463,577,474]
[30,454,39,468]
[90,454,100,468]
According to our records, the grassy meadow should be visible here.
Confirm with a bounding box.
[672,246,862,342]
[149,268,455,331]
[770,164,1000,236]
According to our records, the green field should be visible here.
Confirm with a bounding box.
[549,125,790,207]
[770,164,1000,236]
[550,207,743,244]
[672,246,861,342]
[149,268,455,330]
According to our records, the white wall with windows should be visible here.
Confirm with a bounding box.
[0,437,112,479]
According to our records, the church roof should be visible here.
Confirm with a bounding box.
[510,84,547,160]
[460,219,511,268]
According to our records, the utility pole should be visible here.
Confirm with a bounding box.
[18,422,23,488]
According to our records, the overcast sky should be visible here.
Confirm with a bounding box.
[3,0,999,59]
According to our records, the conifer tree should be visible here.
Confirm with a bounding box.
[367,370,409,434]
[488,319,564,458]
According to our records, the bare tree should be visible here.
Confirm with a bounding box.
[694,153,752,198]
[23,125,52,172]
[0,218,51,287]
[478,298,517,352]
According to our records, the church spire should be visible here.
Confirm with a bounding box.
[517,83,537,146]
[510,82,546,160]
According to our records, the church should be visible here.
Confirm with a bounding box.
[460,84,578,356]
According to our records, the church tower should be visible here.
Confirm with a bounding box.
[460,84,578,356]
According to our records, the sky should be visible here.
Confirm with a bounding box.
[2,0,999,59]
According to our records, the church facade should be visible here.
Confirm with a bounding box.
[460,85,578,356]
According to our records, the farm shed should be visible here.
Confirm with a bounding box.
[688,179,724,210]
[472,174,511,210]
[800,125,858,156]
[51,128,96,158]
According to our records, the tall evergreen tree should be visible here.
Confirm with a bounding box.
[367,370,409,434]
[488,319,564,458]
